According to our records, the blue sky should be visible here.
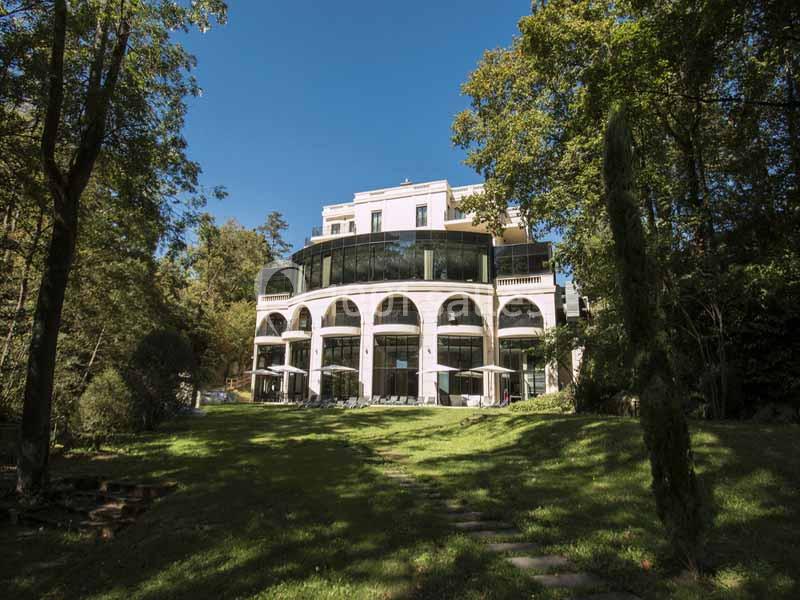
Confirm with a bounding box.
[180,1,530,251]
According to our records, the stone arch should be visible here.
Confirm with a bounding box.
[437,295,483,327]
[257,312,287,337]
[373,294,420,326]
[498,297,543,329]
[289,305,313,331]
[322,297,361,328]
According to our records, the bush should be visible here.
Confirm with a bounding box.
[509,388,574,414]
[79,368,136,437]
[127,329,195,430]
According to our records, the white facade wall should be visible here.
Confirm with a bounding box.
[255,179,562,403]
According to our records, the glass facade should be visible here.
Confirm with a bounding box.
[499,300,544,329]
[321,336,360,398]
[290,231,492,293]
[287,340,310,401]
[372,335,419,397]
[437,336,484,399]
[493,242,550,278]
[499,338,546,401]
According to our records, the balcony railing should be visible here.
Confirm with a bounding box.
[311,225,322,237]
[496,275,542,287]
[374,310,420,326]
[258,293,292,303]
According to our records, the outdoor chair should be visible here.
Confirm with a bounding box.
[398,396,407,405]
[371,395,380,404]
[389,396,399,405]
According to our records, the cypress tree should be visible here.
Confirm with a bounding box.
[603,105,706,567]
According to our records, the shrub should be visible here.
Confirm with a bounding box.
[127,329,195,430]
[509,387,574,414]
[79,368,136,438]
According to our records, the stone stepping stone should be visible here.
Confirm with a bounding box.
[486,542,540,553]
[454,520,514,531]
[467,528,522,539]
[507,555,573,571]
[532,572,605,589]
[573,594,642,600]
[446,511,486,521]
[444,501,465,511]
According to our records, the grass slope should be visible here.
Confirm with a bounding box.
[1,405,797,599]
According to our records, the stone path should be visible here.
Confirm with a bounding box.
[379,454,641,599]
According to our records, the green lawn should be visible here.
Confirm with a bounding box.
[2,405,798,599]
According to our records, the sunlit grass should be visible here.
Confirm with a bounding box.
[1,405,797,599]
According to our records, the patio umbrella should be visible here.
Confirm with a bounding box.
[252,369,280,376]
[418,364,458,406]
[473,364,515,374]
[418,364,458,374]
[473,364,515,406]
[269,364,308,375]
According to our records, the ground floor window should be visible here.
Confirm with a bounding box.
[437,336,483,398]
[321,336,360,398]
[499,338,545,401]
[255,344,285,401]
[373,335,419,398]
[287,340,310,401]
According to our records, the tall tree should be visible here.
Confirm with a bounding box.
[11,0,227,495]
[603,105,706,565]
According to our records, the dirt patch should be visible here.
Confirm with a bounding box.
[1,475,177,540]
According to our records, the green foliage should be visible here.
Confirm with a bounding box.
[127,330,195,430]
[508,388,574,414]
[453,0,800,416]
[78,368,136,437]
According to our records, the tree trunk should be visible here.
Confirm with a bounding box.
[16,192,78,495]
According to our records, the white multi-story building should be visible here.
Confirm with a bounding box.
[252,179,580,406]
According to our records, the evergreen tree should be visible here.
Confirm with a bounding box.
[603,104,706,567]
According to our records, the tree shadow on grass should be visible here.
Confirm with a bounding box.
[1,405,538,600]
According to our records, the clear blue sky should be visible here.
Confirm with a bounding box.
[180,1,530,252]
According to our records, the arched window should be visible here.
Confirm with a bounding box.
[374,296,420,326]
[293,307,312,331]
[258,313,287,336]
[499,299,543,329]
[264,270,294,295]
[322,299,361,328]
[437,297,482,327]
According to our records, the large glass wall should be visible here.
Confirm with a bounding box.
[293,231,492,292]
[493,242,551,278]
[374,296,420,326]
[499,299,544,329]
[437,336,484,401]
[499,338,546,401]
[255,344,286,401]
[373,335,419,398]
[321,336,360,398]
[287,340,310,401]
